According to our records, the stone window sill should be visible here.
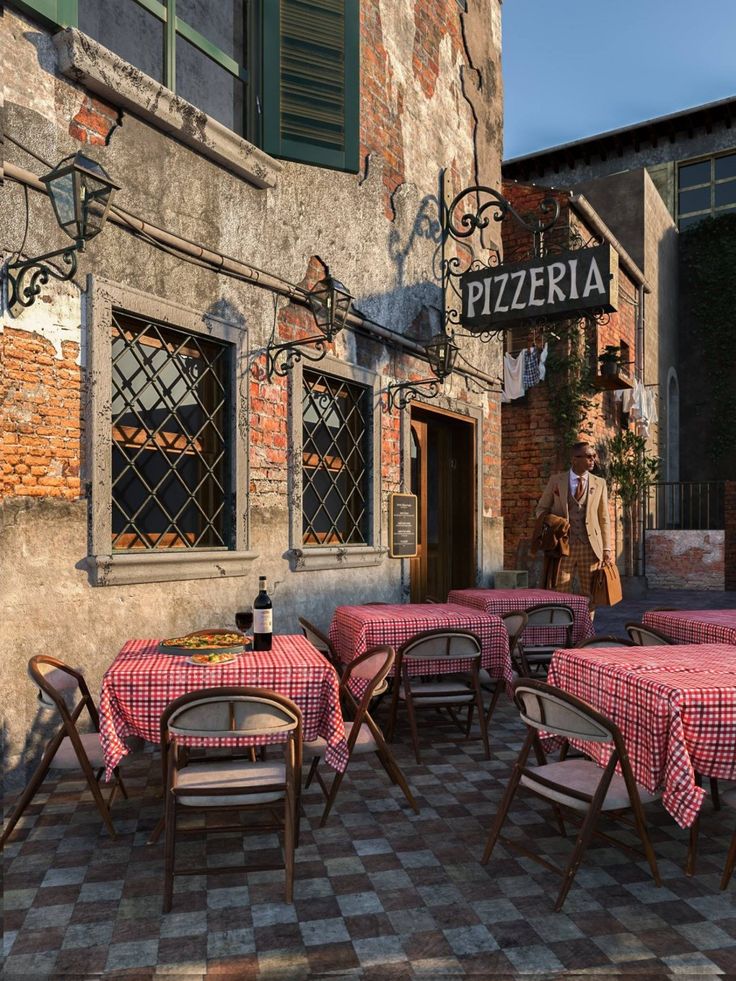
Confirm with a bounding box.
[288,546,388,573]
[53,28,282,189]
[87,549,259,586]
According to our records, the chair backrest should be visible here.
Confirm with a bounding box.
[576,635,634,648]
[625,622,674,646]
[525,603,575,627]
[163,687,301,741]
[298,616,341,671]
[28,655,95,723]
[501,611,528,650]
[341,646,394,706]
[513,679,616,744]
[399,629,481,662]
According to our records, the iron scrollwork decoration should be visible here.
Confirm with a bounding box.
[385,332,459,410]
[5,152,119,317]
[264,275,353,380]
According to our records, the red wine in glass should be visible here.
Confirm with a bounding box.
[235,609,253,634]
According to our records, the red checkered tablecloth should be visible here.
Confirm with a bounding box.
[328,603,513,693]
[448,588,594,646]
[547,644,736,828]
[642,609,736,645]
[99,635,348,780]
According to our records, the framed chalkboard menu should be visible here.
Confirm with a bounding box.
[389,493,418,559]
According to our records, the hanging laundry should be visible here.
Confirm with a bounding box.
[523,346,540,389]
[502,351,526,401]
[538,342,549,381]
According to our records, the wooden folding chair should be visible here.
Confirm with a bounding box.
[1,656,127,848]
[304,646,418,826]
[576,635,635,648]
[720,788,736,890]
[481,678,661,912]
[386,629,489,764]
[160,687,302,906]
[482,611,528,728]
[519,603,575,675]
[298,616,343,675]
[625,622,674,646]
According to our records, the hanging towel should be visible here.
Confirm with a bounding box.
[538,342,549,381]
[523,346,540,389]
[502,351,526,401]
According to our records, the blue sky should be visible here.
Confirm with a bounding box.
[503,0,736,160]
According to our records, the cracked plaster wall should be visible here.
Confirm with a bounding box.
[1,1,503,785]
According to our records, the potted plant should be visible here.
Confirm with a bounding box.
[600,431,660,595]
[598,345,622,378]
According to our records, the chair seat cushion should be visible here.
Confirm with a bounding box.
[52,732,106,769]
[399,681,473,704]
[520,759,659,812]
[305,722,377,756]
[175,761,286,807]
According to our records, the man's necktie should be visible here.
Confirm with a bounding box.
[575,478,585,501]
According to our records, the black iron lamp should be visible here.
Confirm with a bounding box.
[265,274,354,379]
[386,332,459,410]
[6,152,119,315]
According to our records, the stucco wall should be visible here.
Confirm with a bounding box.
[645,530,724,590]
[0,1,504,786]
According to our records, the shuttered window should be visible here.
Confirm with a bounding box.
[262,0,359,172]
[12,0,360,172]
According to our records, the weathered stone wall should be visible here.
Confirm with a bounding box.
[645,530,724,590]
[0,1,503,785]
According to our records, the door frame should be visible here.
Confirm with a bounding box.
[400,397,484,600]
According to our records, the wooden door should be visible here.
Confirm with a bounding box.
[410,407,475,602]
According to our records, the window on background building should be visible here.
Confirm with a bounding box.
[12,0,359,171]
[110,311,232,551]
[301,369,370,546]
[678,151,736,229]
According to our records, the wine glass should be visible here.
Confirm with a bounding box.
[235,608,253,635]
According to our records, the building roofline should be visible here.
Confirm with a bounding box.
[504,94,736,168]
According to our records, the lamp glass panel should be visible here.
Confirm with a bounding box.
[47,171,77,235]
[80,173,112,239]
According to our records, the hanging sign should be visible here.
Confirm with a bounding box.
[389,493,418,559]
[460,244,619,331]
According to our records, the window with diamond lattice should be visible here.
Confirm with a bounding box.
[302,370,370,546]
[111,311,232,551]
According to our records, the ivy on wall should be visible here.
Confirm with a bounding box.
[544,318,597,450]
[680,215,736,466]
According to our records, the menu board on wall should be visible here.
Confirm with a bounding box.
[389,493,418,559]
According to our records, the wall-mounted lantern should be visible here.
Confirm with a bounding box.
[386,332,459,410]
[5,152,119,316]
[265,275,354,379]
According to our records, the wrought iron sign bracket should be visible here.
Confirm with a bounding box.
[5,243,81,317]
[265,333,332,379]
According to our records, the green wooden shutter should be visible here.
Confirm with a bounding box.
[262,0,359,172]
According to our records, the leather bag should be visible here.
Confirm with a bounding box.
[591,563,623,607]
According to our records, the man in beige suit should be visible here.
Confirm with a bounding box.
[535,441,612,602]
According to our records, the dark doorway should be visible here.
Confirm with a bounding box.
[409,405,476,602]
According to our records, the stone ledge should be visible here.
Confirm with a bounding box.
[288,546,388,573]
[54,28,282,189]
[87,549,259,586]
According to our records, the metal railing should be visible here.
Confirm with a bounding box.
[645,481,724,531]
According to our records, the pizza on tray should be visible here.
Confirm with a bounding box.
[161,631,244,649]
[189,652,237,666]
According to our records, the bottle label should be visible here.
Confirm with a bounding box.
[253,609,272,634]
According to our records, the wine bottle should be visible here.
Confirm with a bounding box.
[253,576,273,651]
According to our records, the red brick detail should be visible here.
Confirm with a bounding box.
[69,95,120,147]
[1,329,83,500]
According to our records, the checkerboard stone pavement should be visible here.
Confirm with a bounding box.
[3,696,736,980]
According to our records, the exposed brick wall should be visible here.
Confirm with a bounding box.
[69,94,120,146]
[0,329,83,499]
[645,530,724,590]
[500,182,637,569]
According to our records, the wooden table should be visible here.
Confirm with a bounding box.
[643,609,736,645]
[328,602,514,693]
[448,588,594,645]
[99,635,348,778]
[547,643,736,828]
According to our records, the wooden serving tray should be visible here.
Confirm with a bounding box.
[158,629,249,657]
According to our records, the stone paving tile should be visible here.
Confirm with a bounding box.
[4,639,736,978]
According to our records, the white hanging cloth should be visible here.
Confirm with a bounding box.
[502,351,526,401]
[538,342,549,381]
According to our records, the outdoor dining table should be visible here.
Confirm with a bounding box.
[642,609,736,645]
[99,635,349,780]
[328,602,514,693]
[447,587,594,645]
[547,643,736,828]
